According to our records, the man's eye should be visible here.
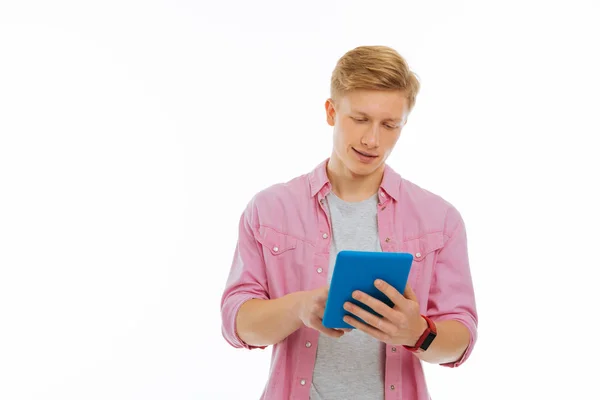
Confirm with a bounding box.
[385,124,397,129]
[353,118,367,122]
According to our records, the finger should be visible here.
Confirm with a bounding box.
[333,328,351,335]
[316,306,325,319]
[403,283,418,302]
[343,301,397,334]
[315,285,330,302]
[315,323,345,338]
[309,312,345,338]
[351,290,397,321]
[343,315,390,342]
[374,279,407,309]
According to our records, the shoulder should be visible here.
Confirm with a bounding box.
[400,177,452,209]
[398,176,464,236]
[242,171,311,228]
[256,173,309,203]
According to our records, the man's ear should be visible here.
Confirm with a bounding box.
[325,98,336,127]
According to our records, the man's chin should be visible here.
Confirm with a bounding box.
[347,158,384,176]
[328,152,385,177]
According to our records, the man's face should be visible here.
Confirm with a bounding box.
[326,89,410,177]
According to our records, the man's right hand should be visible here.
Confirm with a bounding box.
[295,286,352,338]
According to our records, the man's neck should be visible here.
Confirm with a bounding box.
[326,156,384,202]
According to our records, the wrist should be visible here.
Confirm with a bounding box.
[404,315,437,353]
[409,316,428,347]
[284,291,305,328]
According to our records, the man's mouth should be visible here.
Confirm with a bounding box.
[352,148,377,158]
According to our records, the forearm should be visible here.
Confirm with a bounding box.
[415,319,470,365]
[235,292,304,347]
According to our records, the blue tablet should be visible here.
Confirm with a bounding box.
[322,250,413,329]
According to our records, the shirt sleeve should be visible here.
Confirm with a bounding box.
[427,205,478,368]
[220,199,269,350]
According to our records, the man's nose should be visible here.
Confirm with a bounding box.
[362,126,380,147]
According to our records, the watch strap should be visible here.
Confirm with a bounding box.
[403,315,437,352]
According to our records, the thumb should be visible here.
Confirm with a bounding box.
[316,285,329,300]
[403,283,418,302]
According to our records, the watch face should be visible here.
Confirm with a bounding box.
[420,331,437,350]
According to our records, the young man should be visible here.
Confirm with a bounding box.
[220,45,478,400]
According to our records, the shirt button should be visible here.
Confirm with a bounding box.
[416,252,422,258]
[300,379,306,386]
[390,384,395,390]
[391,347,397,352]
[322,233,328,239]
[305,341,312,348]
[385,237,391,243]
[317,267,323,274]
[273,246,279,252]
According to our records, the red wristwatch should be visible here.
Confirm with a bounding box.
[403,315,437,353]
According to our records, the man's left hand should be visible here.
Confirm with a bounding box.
[342,280,427,347]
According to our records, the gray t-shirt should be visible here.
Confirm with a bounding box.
[310,191,385,400]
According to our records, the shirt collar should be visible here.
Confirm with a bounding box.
[308,158,402,202]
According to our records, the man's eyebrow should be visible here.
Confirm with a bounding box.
[351,110,402,122]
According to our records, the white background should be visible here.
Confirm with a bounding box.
[1,1,599,399]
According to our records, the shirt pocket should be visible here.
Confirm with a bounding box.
[255,225,300,274]
[255,226,307,295]
[256,225,297,256]
[400,231,445,289]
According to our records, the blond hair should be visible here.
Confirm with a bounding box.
[330,45,420,112]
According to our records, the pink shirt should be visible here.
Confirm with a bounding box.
[220,159,478,400]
